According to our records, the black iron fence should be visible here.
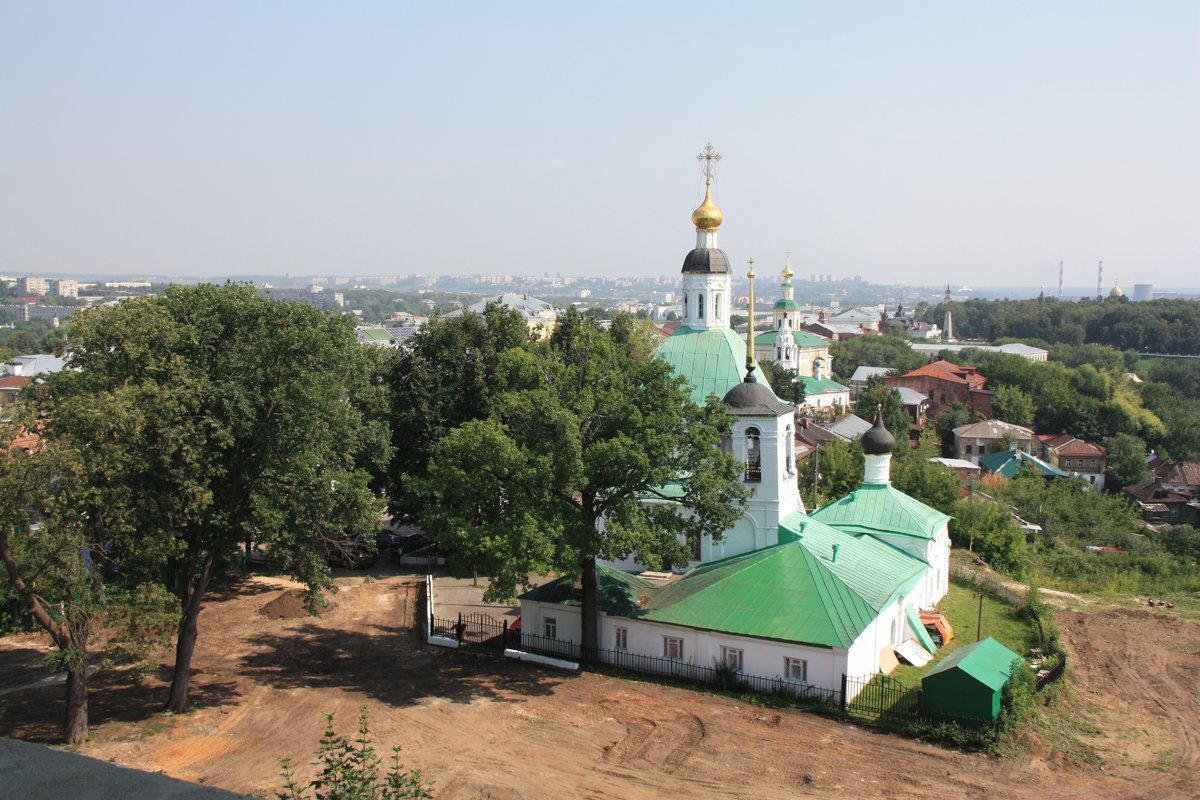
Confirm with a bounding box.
[430,613,518,650]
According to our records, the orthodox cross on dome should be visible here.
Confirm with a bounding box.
[696,143,722,182]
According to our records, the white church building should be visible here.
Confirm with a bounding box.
[519,151,950,697]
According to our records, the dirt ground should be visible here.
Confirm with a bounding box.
[1,574,1197,800]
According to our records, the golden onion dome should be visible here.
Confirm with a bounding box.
[1110,282,1124,297]
[781,263,794,281]
[691,180,724,231]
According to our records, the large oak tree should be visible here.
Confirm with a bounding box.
[32,283,391,712]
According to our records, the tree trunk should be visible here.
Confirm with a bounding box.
[64,661,89,745]
[580,557,598,665]
[1,532,91,744]
[165,552,216,713]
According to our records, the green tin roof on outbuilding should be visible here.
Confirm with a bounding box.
[811,482,950,541]
[924,637,1020,690]
[797,376,849,396]
[656,326,778,405]
[978,449,1068,478]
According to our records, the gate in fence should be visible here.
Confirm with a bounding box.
[430,611,518,652]
[844,673,921,722]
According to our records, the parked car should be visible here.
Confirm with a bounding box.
[320,533,378,570]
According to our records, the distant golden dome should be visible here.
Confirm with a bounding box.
[782,263,794,281]
[1110,282,1124,297]
[691,180,723,231]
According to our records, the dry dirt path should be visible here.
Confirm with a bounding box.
[1,575,1197,799]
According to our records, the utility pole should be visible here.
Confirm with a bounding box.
[975,592,985,642]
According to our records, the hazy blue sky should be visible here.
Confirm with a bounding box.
[3,1,1197,287]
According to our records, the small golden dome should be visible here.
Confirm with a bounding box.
[691,180,723,231]
[782,263,794,281]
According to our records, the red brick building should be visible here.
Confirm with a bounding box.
[883,360,993,418]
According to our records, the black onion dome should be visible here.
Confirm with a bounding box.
[682,247,731,274]
[862,415,896,455]
[722,374,794,416]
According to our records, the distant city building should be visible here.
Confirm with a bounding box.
[908,342,1048,362]
[102,281,152,288]
[52,279,79,298]
[259,286,345,311]
[18,277,48,296]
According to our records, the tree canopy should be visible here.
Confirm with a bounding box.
[30,283,391,712]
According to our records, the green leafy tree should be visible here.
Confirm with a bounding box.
[853,376,911,445]
[934,401,981,457]
[797,438,864,510]
[828,335,925,382]
[1103,432,1151,490]
[992,384,1035,427]
[278,707,434,800]
[759,361,806,406]
[0,414,176,743]
[892,429,961,514]
[33,284,391,713]
[949,497,1029,575]
[416,309,748,660]
[386,304,534,519]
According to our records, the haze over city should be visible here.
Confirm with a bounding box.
[2,1,1197,287]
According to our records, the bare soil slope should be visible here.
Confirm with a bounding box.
[1,577,1196,800]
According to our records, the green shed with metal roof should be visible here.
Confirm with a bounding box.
[921,637,1021,723]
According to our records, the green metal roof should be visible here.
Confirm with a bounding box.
[656,327,778,405]
[772,298,800,311]
[519,563,654,616]
[811,483,950,541]
[778,512,927,610]
[906,603,938,652]
[636,542,877,648]
[360,328,392,341]
[923,637,1021,690]
[797,375,849,395]
[978,449,1068,478]
[754,329,830,349]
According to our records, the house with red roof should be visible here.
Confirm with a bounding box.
[1038,434,1108,490]
[884,360,993,418]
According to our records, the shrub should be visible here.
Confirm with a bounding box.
[277,707,435,800]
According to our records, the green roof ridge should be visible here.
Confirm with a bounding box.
[811,482,950,541]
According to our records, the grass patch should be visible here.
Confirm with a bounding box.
[886,582,1040,692]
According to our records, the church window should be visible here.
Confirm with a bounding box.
[784,657,807,682]
[785,425,794,475]
[715,293,723,319]
[614,626,628,651]
[544,617,557,640]
[663,636,684,660]
[745,428,762,482]
[683,295,688,318]
[690,537,702,560]
[721,646,744,672]
[697,293,705,319]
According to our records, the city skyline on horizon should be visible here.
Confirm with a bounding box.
[2,3,1197,287]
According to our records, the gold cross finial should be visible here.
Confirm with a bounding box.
[696,143,722,182]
